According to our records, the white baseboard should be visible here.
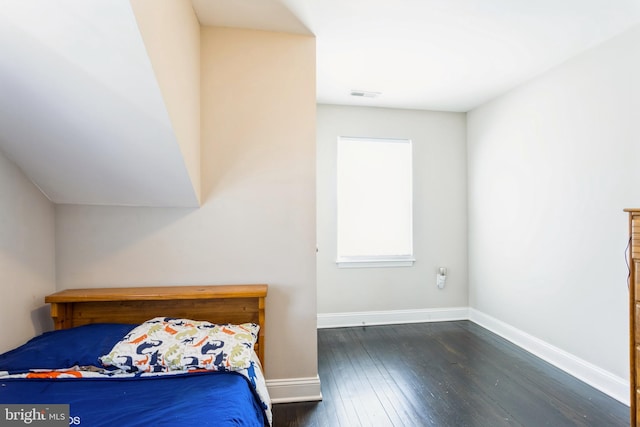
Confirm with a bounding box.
[317,307,469,329]
[267,375,323,404]
[315,307,629,406]
[468,308,629,406]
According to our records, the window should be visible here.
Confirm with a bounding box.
[336,136,414,268]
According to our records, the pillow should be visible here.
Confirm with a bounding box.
[0,323,137,373]
[99,317,259,373]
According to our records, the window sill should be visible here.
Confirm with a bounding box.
[336,257,415,269]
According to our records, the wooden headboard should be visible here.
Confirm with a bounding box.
[44,284,268,367]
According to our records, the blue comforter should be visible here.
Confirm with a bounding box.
[0,323,270,426]
[0,371,265,426]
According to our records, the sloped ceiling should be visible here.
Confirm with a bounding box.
[0,0,198,207]
[1,0,640,206]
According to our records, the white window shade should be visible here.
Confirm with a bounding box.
[337,137,414,268]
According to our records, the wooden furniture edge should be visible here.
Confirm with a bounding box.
[45,284,268,302]
[627,209,638,426]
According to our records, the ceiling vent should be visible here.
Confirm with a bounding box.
[350,90,380,98]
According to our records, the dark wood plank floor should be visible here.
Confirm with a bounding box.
[272,321,629,427]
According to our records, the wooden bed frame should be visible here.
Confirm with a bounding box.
[44,284,268,367]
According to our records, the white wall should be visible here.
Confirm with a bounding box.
[317,105,467,314]
[55,28,317,389]
[0,150,55,353]
[467,24,640,383]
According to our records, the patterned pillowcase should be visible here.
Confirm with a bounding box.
[99,317,259,373]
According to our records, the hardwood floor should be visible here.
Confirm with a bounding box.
[271,321,629,427]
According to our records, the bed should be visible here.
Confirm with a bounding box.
[0,284,271,426]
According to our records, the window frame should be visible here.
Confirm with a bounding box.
[335,136,415,268]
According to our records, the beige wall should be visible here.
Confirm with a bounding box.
[131,0,201,204]
[0,150,55,353]
[55,28,317,386]
[317,105,467,314]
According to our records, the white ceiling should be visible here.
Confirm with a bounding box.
[1,0,640,206]
[195,0,640,112]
